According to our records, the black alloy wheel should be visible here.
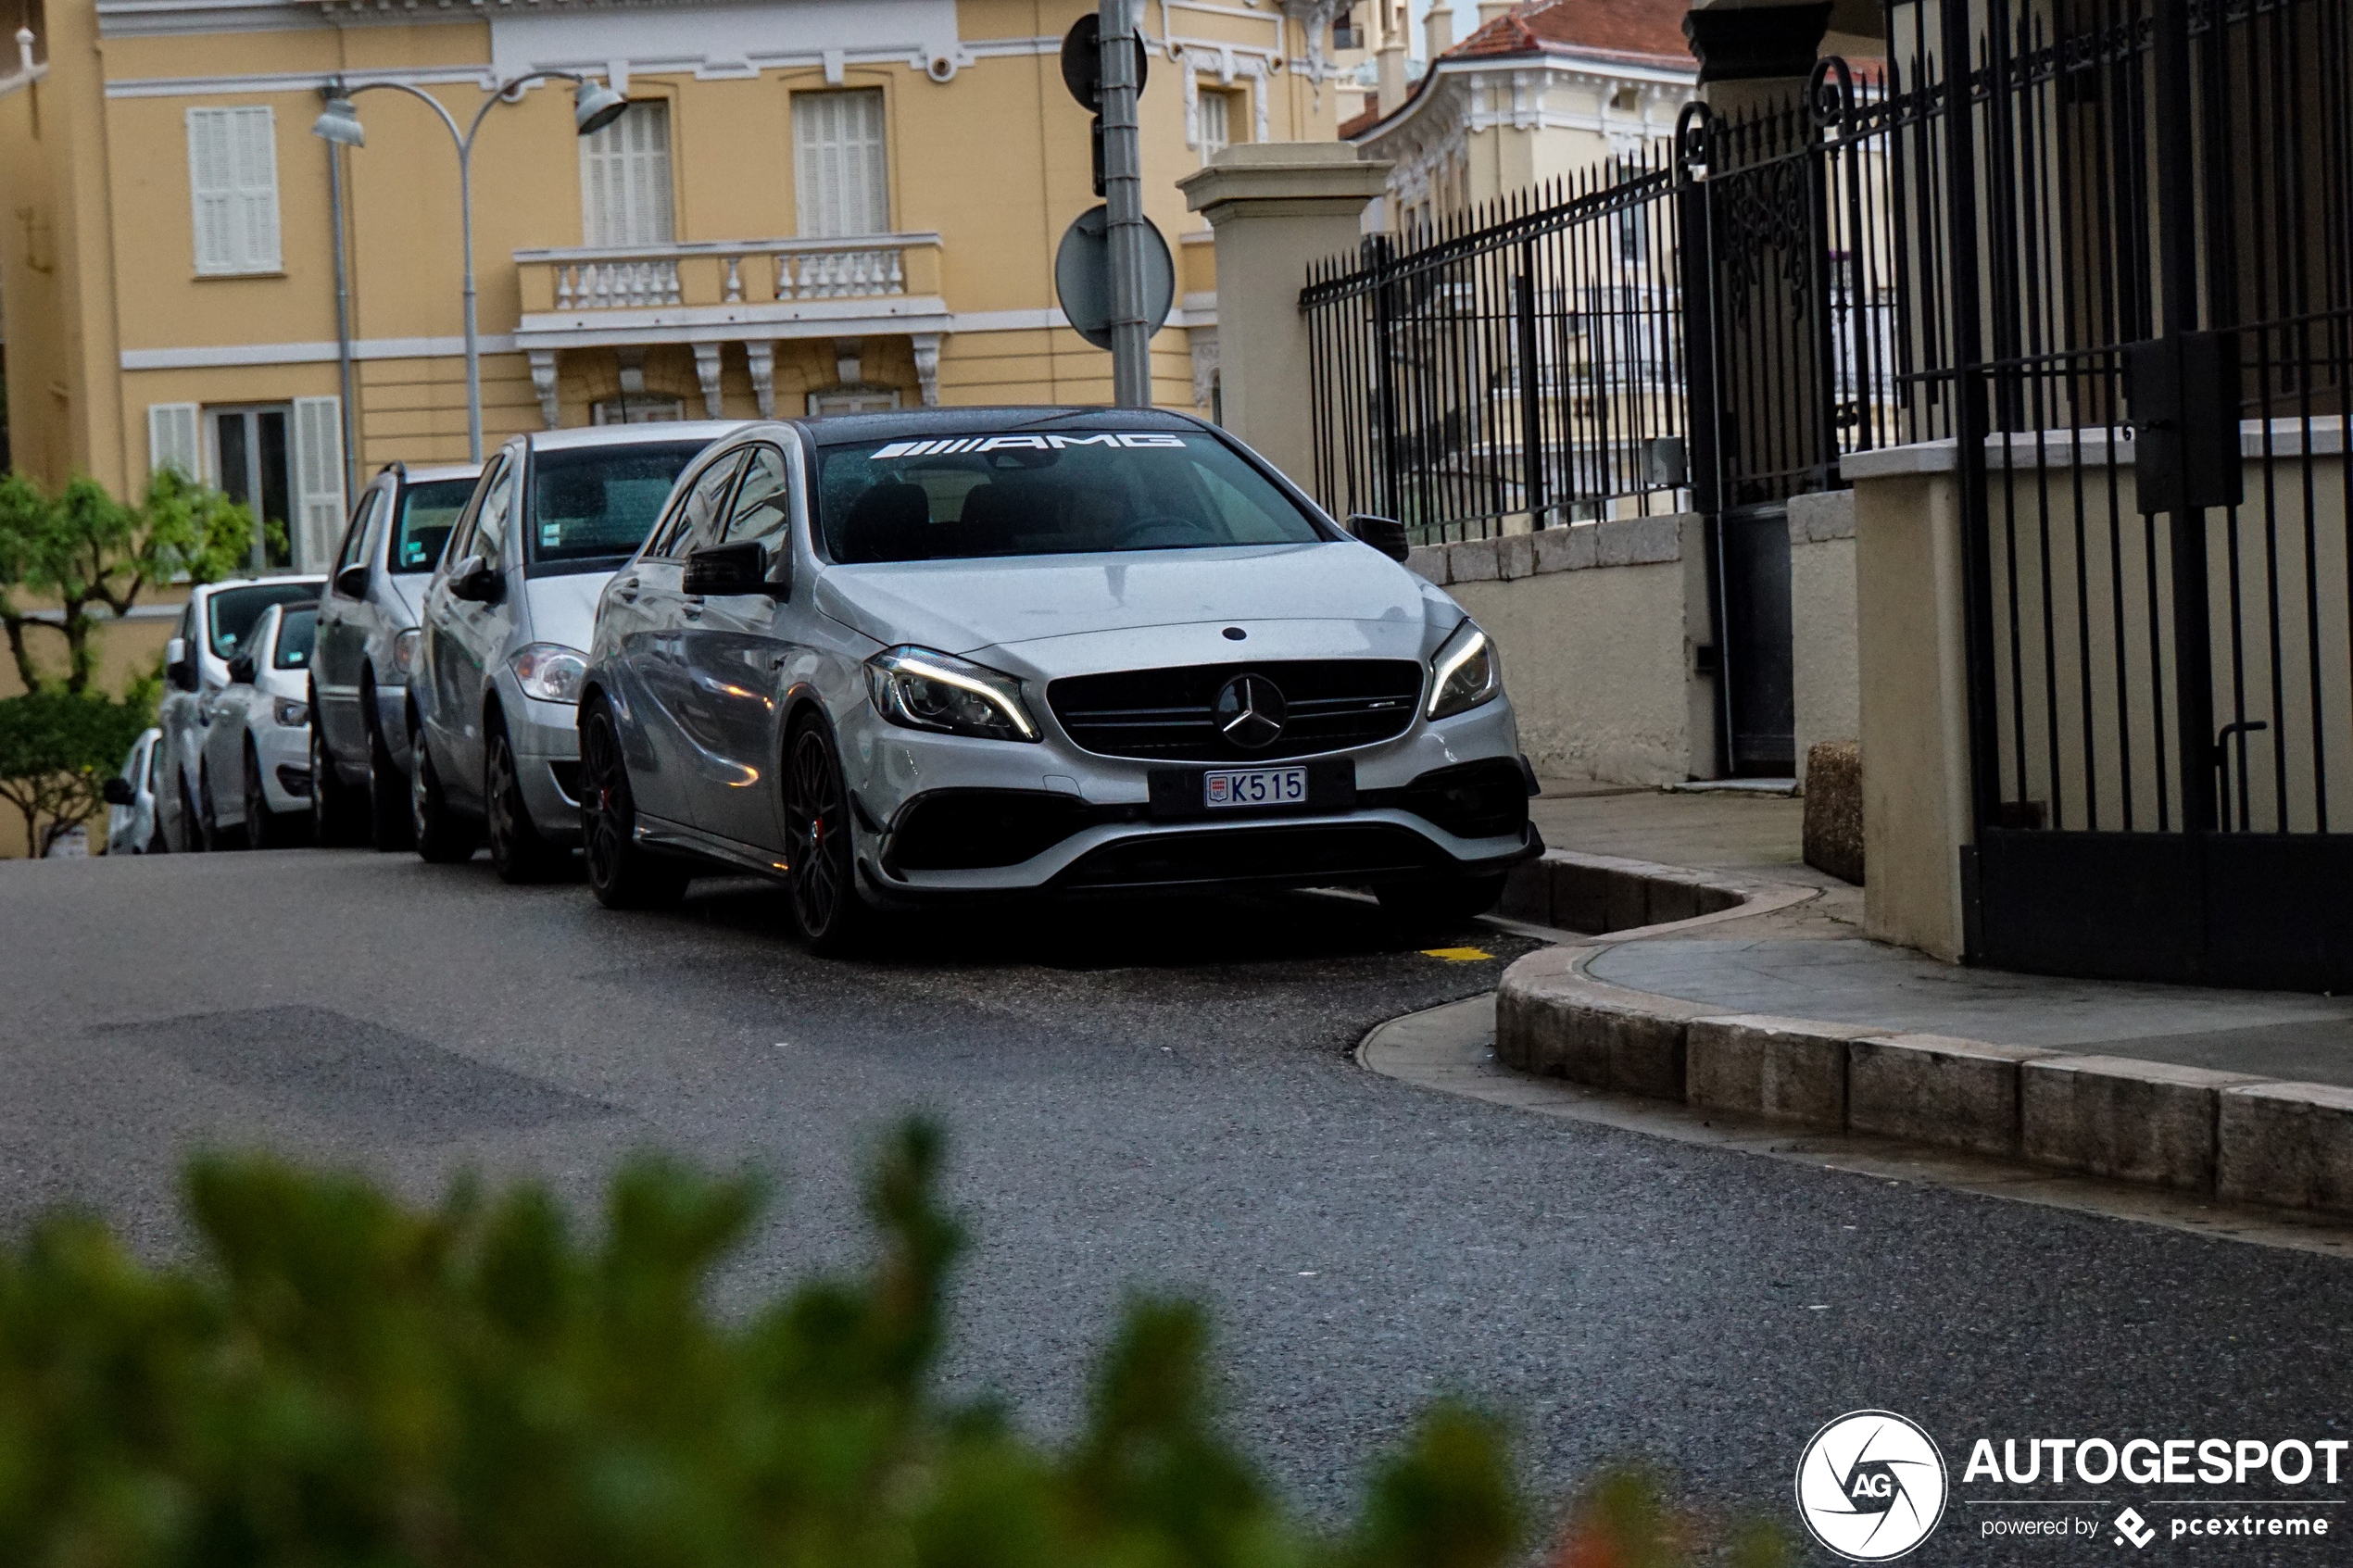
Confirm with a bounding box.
[579,695,687,910]
[366,702,414,851]
[485,721,565,884]
[782,718,870,955]
[408,719,481,864]
[199,765,244,851]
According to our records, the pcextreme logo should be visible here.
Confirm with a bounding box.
[1795,1410,1951,1562]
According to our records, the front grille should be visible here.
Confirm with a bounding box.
[1047,660,1424,762]
[1055,822,1443,890]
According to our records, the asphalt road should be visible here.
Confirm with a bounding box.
[4,847,2350,1565]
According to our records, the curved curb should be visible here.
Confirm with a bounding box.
[1493,954,2353,1219]
[1358,996,2353,1258]
[1493,847,1816,946]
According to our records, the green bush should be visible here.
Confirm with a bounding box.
[0,686,157,855]
[0,1123,1786,1568]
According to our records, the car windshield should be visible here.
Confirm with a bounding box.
[206,583,319,659]
[391,478,479,573]
[530,443,706,565]
[272,606,318,670]
[813,431,1325,563]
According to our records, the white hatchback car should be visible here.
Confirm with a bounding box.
[197,599,321,848]
[101,727,165,854]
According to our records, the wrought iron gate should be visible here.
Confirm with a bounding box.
[1904,0,2353,985]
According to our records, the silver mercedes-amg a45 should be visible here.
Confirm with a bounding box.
[578,408,1541,951]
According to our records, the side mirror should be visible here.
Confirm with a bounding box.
[227,654,257,686]
[683,540,790,599]
[164,637,197,693]
[447,556,503,604]
[333,563,371,598]
[102,777,137,807]
[1349,513,1412,563]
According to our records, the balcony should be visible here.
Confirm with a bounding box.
[511,232,949,350]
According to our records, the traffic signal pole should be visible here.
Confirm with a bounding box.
[1097,0,1152,408]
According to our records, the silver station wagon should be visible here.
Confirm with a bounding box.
[577,408,1540,952]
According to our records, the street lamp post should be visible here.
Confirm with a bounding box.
[313,72,628,462]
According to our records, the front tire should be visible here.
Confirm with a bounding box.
[579,694,687,910]
[366,700,414,851]
[782,717,873,956]
[485,720,565,884]
[199,764,245,851]
[308,696,368,846]
[408,719,480,864]
[245,743,302,850]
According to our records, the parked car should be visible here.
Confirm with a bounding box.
[157,574,328,851]
[196,599,320,849]
[311,460,482,849]
[100,727,165,854]
[577,408,1541,953]
[409,423,732,879]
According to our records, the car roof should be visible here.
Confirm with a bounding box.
[195,573,325,597]
[791,406,1205,448]
[517,421,743,455]
[396,463,482,483]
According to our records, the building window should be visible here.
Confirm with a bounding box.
[580,101,675,247]
[808,389,900,418]
[205,405,294,571]
[793,89,889,238]
[592,396,686,425]
[1196,87,1235,161]
[186,107,280,275]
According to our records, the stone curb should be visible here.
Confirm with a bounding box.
[1494,955,2353,1218]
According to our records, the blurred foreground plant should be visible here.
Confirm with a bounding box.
[0,1122,1782,1568]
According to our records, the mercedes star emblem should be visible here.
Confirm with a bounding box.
[1213,673,1287,749]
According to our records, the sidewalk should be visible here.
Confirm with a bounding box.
[1526,778,2353,1088]
[1486,779,2353,1219]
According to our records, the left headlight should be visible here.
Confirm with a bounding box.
[510,644,588,705]
[866,646,1039,742]
[390,628,422,680]
[272,698,308,729]
[1426,618,1501,720]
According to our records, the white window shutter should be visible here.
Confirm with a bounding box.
[147,403,202,481]
[291,395,346,572]
[580,102,673,246]
[187,107,278,273]
[794,90,887,238]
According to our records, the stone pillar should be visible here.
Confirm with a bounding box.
[744,341,776,420]
[1475,0,1513,26]
[1375,40,1406,112]
[1846,445,1974,961]
[527,350,560,430]
[910,332,941,406]
[1177,143,1391,492]
[1425,1,1454,61]
[691,343,724,418]
[1680,0,1831,116]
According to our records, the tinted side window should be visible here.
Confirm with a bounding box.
[333,491,380,583]
[723,446,792,547]
[652,451,746,560]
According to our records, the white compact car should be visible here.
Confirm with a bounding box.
[578,408,1541,951]
[101,727,165,854]
[157,574,327,850]
[196,599,321,848]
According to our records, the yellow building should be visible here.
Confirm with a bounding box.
[0,0,1350,570]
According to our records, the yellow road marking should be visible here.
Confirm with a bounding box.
[1420,947,1494,961]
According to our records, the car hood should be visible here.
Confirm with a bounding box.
[812,543,1432,658]
[522,571,612,654]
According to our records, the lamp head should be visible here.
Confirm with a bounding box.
[573,80,628,135]
[311,94,366,147]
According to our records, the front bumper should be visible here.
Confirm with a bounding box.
[842,695,1534,900]
[253,719,312,816]
[509,691,585,844]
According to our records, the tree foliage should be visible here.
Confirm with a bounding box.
[0,685,155,856]
[0,1122,1786,1568]
[0,468,264,694]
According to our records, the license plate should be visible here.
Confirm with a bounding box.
[1204,766,1308,809]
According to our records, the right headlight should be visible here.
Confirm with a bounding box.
[390,629,422,681]
[865,646,1039,742]
[1426,619,1501,720]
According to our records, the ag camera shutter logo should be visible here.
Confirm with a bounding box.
[1795,1410,1949,1561]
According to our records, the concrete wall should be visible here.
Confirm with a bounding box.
[1406,515,1719,785]
[1788,489,1858,785]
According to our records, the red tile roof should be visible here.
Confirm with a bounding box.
[1344,0,1696,142]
